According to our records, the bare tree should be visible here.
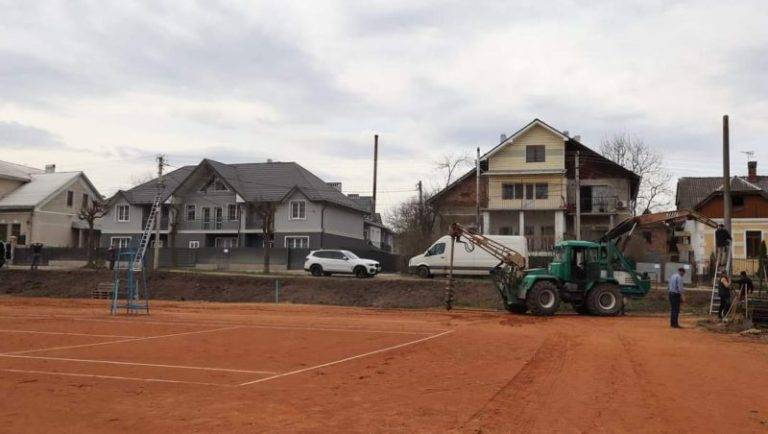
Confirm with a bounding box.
[77,200,109,268]
[600,133,673,214]
[251,202,276,274]
[387,189,441,259]
[434,152,472,188]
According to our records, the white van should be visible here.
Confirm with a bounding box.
[408,235,529,278]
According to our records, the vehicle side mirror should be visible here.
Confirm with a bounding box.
[343,257,349,261]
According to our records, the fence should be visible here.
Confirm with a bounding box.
[8,246,402,273]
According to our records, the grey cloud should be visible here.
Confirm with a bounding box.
[0,121,67,149]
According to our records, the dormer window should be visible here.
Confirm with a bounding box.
[213,180,229,191]
[199,177,230,193]
[526,145,546,163]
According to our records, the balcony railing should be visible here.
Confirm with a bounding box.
[566,195,624,214]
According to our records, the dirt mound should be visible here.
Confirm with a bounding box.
[0,270,504,310]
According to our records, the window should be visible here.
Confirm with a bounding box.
[81,193,89,209]
[189,241,200,249]
[285,236,309,249]
[746,231,762,259]
[526,145,545,163]
[66,191,74,207]
[535,183,549,199]
[110,237,131,249]
[116,205,130,222]
[228,204,239,221]
[732,196,745,208]
[524,225,535,236]
[186,204,196,221]
[202,207,211,229]
[214,207,223,229]
[501,183,524,200]
[427,242,446,256]
[525,184,534,200]
[290,201,306,220]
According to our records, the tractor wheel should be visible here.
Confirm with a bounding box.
[417,266,431,279]
[310,264,323,277]
[526,281,560,316]
[354,266,369,278]
[586,284,624,316]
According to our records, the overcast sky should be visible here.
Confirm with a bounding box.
[1,0,767,215]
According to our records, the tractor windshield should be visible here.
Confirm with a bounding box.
[553,247,565,262]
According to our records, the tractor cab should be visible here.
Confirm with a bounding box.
[549,241,602,290]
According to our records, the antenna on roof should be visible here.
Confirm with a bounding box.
[741,150,755,160]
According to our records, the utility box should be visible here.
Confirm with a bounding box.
[636,262,663,283]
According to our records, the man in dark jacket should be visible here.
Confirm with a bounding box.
[715,224,731,267]
[717,272,732,319]
[30,242,43,270]
[0,241,5,269]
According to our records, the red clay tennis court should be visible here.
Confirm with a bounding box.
[1,297,767,433]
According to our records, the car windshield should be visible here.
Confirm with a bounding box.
[342,251,359,259]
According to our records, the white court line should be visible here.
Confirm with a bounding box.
[0,368,230,387]
[0,314,438,336]
[0,329,140,339]
[2,325,244,356]
[238,329,455,387]
[0,354,277,375]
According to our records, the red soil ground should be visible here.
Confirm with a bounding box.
[0,296,766,433]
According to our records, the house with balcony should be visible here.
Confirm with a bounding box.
[429,119,640,253]
[100,159,369,250]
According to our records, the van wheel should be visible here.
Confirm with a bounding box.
[587,284,623,316]
[417,266,431,279]
[310,265,324,277]
[526,281,560,316]
[354,266,368,278]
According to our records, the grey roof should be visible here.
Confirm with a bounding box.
[0,160,42,182]
[0,172,82,209]
[676,176,768,209]
[114,166,195,204]
[117,159,367,212]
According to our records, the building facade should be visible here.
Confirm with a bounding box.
[677,160,767,270]
[0,161,103,248]
[430,119,640,254]
[100,159,369,251]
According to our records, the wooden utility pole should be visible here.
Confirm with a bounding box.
[723,115,732,234]
[475,146,481,232]
[575,151,581,240]
[417,180,423,208]
[153,155,165,271]
[372,134,378,214]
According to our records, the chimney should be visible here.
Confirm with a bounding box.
[44,164,56,173]
[573,135,581,142]
[500,133,507,142]
[562,130,570,137]
[266,158,273,163]
[327,182,342,192]
[748,161,757,182]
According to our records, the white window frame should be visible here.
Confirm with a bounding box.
[227,204,239,221]
[186,204,196,222]
[110,237,131,249]
[290,200,306,220]
[188,241,200,249]
[284,236,309,249]
[116,205,130,222]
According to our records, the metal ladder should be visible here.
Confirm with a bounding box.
[708,245,732,315]
[132,194,162,272]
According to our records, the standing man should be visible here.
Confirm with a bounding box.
[715,224,731,267]
[717,271,732,319]
[30,242,43,270]
[668,267,686,328]
[0,241,5,269]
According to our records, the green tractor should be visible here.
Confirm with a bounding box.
[494,240,651,316]
[445,223,651,316]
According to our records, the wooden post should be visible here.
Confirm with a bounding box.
[575,151,581,240]
[445,236,456,310]
[372,134,378,214]
[722,115,732,276]
[153,155,165,271]
[476,146,481,231]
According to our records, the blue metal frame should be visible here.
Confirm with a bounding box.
[110,249,150,315]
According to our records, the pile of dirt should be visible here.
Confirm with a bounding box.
[0,269,504,310]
